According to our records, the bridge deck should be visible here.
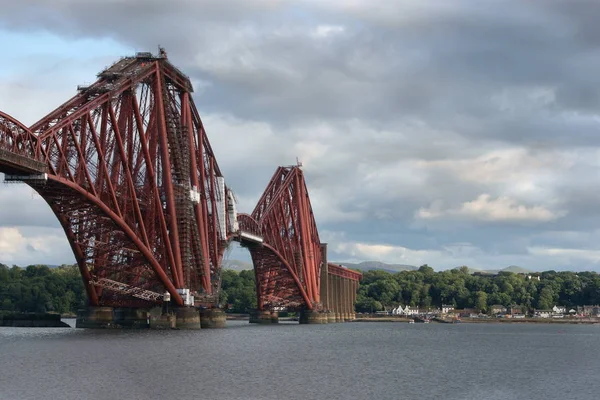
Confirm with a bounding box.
[0,148,46,175]
[328,263,362,281]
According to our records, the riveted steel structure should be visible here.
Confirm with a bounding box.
[0,51,231,308]
[238,166,324,311]
[0,50,362,322]
[326,263,362,321]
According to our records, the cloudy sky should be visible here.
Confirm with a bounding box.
[1,0,600,271]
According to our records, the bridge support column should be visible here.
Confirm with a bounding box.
[113,308,149,328]
[336,276,346,322]
[327,311,337,323]
[249,310,277,324]
[76,307,114,329]
[149,312,176,329]
[199,308,226,329]
[332,275,339,322]
[173,307,201,329]
[343,277,351,321]
[327,271,336,323]
[299,309,327,324]
[320,243,330,311]
[340,277,347,321]
[316,311,328,324]
[351,280,357,321]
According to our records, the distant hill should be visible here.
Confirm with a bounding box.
[452,266,485,274]
[222,259,419,273]
[453,265,531,275]
[501,265,530,274]
[222,259,253,271]
[333,261,417,273]
[5,260,530,275]
[0,263,62,269]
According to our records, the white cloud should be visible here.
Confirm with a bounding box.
[2,1,600,271]
[417,147,574,200]
[417,194,565,223]
[0,226,72,266]
[528,247,600,265]
[334,240,444,265]
[311,25,345,38]
[0,227,24,254]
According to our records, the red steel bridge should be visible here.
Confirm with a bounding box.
[0,50,360,327]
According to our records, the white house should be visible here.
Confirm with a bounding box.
[405,306,419,316]
[392,306,405,315]
[552,305,566,314]
[534,310,552,318]
[441,304,454,314]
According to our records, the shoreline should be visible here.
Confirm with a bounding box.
[1,312,70,327]
[354,316,600,324]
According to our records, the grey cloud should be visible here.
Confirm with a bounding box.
[2,1,600,269]
[0,181,61,228]
[2,1,600,145]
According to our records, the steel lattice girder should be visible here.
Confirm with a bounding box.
[0,111,45,174]
[0,53,342,312]
[248,166,323,310]
[328,263,362,281]
[0,54,233,308]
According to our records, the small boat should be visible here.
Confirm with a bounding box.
[408,320,415,324]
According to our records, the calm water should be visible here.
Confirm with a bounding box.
[1,320,598,400]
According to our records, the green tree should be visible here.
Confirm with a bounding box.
[474,291,488,312]
[536,287,555,310]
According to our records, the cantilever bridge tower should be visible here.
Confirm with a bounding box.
[0,50,360,328]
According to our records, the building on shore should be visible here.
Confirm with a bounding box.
[577,305,600,317]
[441,304,454,314]
[489,305,507,315]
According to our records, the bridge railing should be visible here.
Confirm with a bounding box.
[237,213,262,237]
[0,112,46,174]
[328,263,363,281]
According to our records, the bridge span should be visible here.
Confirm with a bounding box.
[0,50,361,329]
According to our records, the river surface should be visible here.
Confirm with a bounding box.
[1,320,598,400]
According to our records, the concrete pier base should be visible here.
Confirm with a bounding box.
[299,310,327,324]
[200,308,226,329]
[113,308,149,328]
[173,307,201,329]
[76,306,205,329]
[249,310,277,324]
[76,307,114,329]
[150,313,176,329]
[327,313,337,323]
[335,313,343,322]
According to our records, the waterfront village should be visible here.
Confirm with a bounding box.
[372,304,600,322]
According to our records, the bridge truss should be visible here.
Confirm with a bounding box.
[0,52,231,307]
[0,50,360,314]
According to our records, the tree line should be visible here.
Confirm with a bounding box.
[4,262,600,315]
[220,269,257,312]
[0,263,257,315]
[356,265,600,313]
[0,263,87,314]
